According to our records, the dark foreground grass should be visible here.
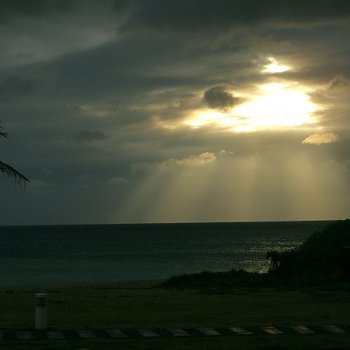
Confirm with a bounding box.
[0,284,350,349]
[2,335,350,350]
[1,285,350,328]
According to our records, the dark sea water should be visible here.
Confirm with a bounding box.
[0,221,332,287]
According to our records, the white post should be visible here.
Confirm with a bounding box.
[35,293,47,330]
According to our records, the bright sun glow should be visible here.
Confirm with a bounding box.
[184,82,318,132]
[262,57,291,73]
[234,83,317,130]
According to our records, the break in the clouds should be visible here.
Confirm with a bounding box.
[302,133,341,145]
[1,0,350,224]
[132,152,216,173]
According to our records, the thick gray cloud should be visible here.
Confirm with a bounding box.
[0,0,132,19]
[0,75,36,102]
[203,86,240,110]
[0,0,77,18]
[69,130,107,142]
[327,74,350,93]
[0,1,132,70]
[122,0,350,33]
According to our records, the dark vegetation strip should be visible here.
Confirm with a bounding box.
[160,219,350,289]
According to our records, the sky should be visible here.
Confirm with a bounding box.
[1,0,350,225]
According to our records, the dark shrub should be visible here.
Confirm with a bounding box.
[295,219,350,283]
[266,219,350,285]
[266,249,299,283]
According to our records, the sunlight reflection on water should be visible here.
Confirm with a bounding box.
[0,221,330,286]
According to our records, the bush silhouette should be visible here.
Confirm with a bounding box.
[266,219,350,285]
[161,220,350,289]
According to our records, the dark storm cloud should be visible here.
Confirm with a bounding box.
[203,86,240,110]
[0,75,36,102]
[70,130,107,142]
[8,0,350,29]
[0,0,78,17]
[14,33,246,124]
[123,0,350,33]
[0,0,133,70]
[0,0,132,19]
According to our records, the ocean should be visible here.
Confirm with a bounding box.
[0,221,332,287]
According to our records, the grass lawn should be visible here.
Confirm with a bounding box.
[2,335,350,350]
[0,284,349,349]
